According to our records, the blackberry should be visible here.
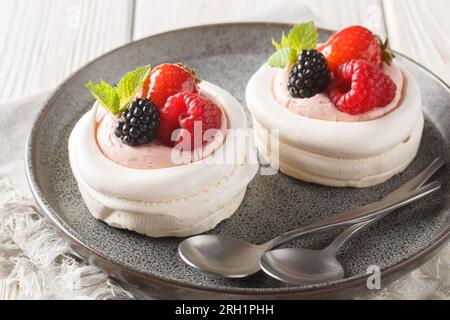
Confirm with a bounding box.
[288,50,331,99]
[115,99,160,146]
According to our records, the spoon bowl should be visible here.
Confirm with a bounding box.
[261,248,345,285]
[178,235,266,278]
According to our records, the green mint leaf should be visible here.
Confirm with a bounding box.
[272,32,289,51]
[116,64,151,112]
[85,80,120,115]
[268,21,318,68]
[281,31,289,48]
[272,38,282,50]
[267,47,291,68]
[288,21,318,51]
[86,65,151,115]
[288,48,299,63]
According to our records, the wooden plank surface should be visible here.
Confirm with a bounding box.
[1,0,450,102]
[0,0,133,101]
[134,0,386,40]
[383,0,450,83]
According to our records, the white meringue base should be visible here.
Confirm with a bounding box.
[254,113,423,188]
[74,164,248,237]
[69,81,258,237]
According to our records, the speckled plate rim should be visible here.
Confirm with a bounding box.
[25,22,450,298]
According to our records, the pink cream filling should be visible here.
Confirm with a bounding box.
[95,105,228,170]
[272,63,404,122]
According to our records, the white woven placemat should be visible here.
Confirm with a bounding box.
[0,92,448,300]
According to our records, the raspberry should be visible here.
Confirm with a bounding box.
[158,92,222,149]
[327,60,397,115]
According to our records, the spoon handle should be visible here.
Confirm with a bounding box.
[268,181,441,248]
[324,158,445,254]
[383,157,444,201]
[325,215,386,254]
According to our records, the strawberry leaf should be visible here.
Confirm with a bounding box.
[376,35,396,65]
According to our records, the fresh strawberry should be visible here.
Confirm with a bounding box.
[139,63,199,109]
[318,26,393,72]
[138,75,151,99]
[327,60,397,115]
[158,92,222,149]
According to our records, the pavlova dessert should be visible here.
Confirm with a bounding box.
[246,22,423,187]
[69,63,258,237]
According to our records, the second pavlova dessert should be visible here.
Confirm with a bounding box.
[246,22,423,188]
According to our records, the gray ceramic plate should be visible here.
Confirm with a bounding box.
[26,23,450,299]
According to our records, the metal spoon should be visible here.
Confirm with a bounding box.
[260,189,436,285]
[260,158,444,285]
[178,158,444,278]
[260,217,384,285]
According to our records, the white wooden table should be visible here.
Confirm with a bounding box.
[1,0,449,102]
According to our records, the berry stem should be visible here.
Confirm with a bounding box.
[376,35,395,65]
